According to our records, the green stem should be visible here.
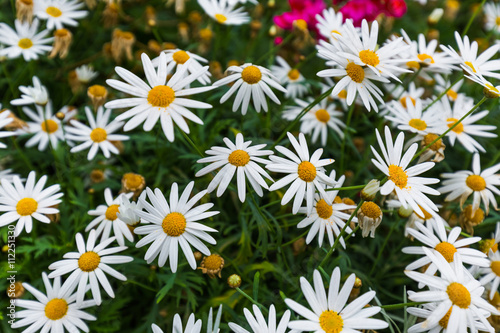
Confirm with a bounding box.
[235,287,267,312]
[462,0,487,36]
[340,102,356,173]
[181,131,204,157]
[293,51,318,70]
[326,184,366,192]
[255,33,294,65]
[11,137,35,170]
[421,74,464,113]
[369,218,400,276]
[381,301,425,310]
[445,226,471,238]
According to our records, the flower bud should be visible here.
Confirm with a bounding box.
[360,180,379,201]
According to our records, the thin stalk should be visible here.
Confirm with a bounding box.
[381,302,425,310]
[421,74,464,113]
[235,287,267,313]
[326,184,366,192]
[255,33,294,65]
[181,131,204,157]
[462,0,487,36]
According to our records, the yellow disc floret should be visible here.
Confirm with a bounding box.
[408,118,427,131]
[359,50,380,67]
[466,175,486,192]
[319,310,343,333]
[297,161,317,182]
[41,119,59,134]
[172,50,190,64]
[90,128,107,143]
[162,212,187,237]
[105,204,120,221]
[439,307,453,328]
[315,109,330,123]
[464,61,477,73]
[46,6,62,17]
[316,199,333,219]
[446,282,471,309]
[44,298,68,320]
[18,38,33,49]
[78,251,101,272]
[345,62,364,83]
[228,149,250,167]
[203,254,223,270]
[147,85,175,107]
[288,69,300,81]
[435,242,457,263]
[417,53,435,63]
[215,13,227,24]
[241,66,262,84]
[16,198,38,216]
[388,164,408,189]
[360,201,382,219]
[446,118,464,134]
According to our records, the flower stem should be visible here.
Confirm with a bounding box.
[381,301,425,310]
[235,287,267,312]
[463,0,487,36]
[325,184,366,192]
[421,74,464,113]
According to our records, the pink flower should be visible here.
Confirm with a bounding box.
[336,0,407,27]
[273,0,326,32]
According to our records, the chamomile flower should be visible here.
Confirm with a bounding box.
[151,313,202,333]
[405,248,499,333]
[134,182,219,273]
[213,63,287,115]
[228,305,290,333]
[35,0,88,30]
[285,268,388,333]
[11,273,96,333]
[384,98,442,135]
[297,172,357,248]
[22,100,77,151]
[465,72,500,98]
[483,3,500,34]
[266,132,335,215]
[403,219,489,281]
[271,56,309,99]
[75,65,98,84]
[65,106,129,160]
[195,133,273,202]
[197,0,250,25]
[85,188,134,246]
[316,7,344,41]
[48,229,133,306]
[371,126,440,217]
[105,52,214,142]
[11,75,49,106]
[386,82,425,108]
[479,250,500,300]
[434,74,464,102]
[116,193,144,228]
[438,153,500,214]
[282,98,345,146]
[437,95,497,153]
[0,171,62,236]
[441,32,500,80]
[152,49,211,85]
[480,223,500,254]
[0,110,15,148]
[0,19,53,61]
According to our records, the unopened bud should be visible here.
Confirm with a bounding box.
[227,274,242,288]
[428,8,444,25]
[398,205,413,218]
[360,180,379,201]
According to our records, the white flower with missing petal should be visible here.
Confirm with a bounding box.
[134,182,219,273]
[75,65,98,84]
[48,229,133,306]
[0,171,63,236]
[196,133,273,202]
[228,304,290,333]
[266,132,335,215]
[271,56,309,99]
[105,52,214,142]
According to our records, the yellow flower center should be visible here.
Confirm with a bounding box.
[399,96,416,108]
[435,242,457,263]
[88,85,107,98]
[44,298,68,320]
[90,128,107,143]
[105,204,120,221]
[463,204,484,224]
[123,173,143,189]
[316,199,333,219]
[338,90,347,99]
[204,254,223,270]
[485,84,500,97]
[446,282,471,309]
[215,13,227,24]
[41,119,59,134]
[90,169,105,183]
[408,118,427,131]
[54,28,70,38]
[464,61,476,73]
[297,161,317,182]
[406,61,420,70]
[422,133,444,151]
[388,164,408,189]
[162,212,187,237]
[414,205,433,220]
[46,6,62,17]
[331,30,341,36]
[360,201,381,219]
[319,310,343,333]
[78,251,101,272]
[446,117,464,134]
[228,149,250,167]
[439,307,452,328]
[147,85,175,107]
[417,53,435,64]
[491,261,500,276]
[294,19,308,31]
[287,69,300,81]
[315,109,330,123]
[480,238,498,254]
[345,62,364,83]
[447,89,458,101]
[16,198,38,216]
[172,50,190,64]
[359,50,380,67]
[241,66,262,84]
[496,16,500,26]
[466,175,486,192]
[18,38,33,49]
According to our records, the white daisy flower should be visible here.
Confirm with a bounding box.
[282,98,345,146]
[151,313,202,333]
[315,7,344,42]
[317,41,389,112]
[371,126,440,217]
[85,188,134,246]
[116,193,144,228]
[11,272,96,333]
[481,222,500,255]
[386,82,425,108]
[34,0,88,30]
[479,250,500,300]
[438,153,500,214]
[271,56,309,99]
[434,74,464,102]
[0,19,53,61]
[152,49,211,85]
[297,172,358,249]
[483,3,500,34]
[75,65,99,84]
[228,304,290,333]
[21,100,77,151]
[195,132,273,202]
[213,63,287,115]
[0,171,63,236]
[441,31,500,80]
[436,95,497,153]
[134,182,219,273]
[405,247,499,333]
[11,75,49,106]
[465,72,500,98]
[65,106,129,160]
[48,229,133,306]
[285,268,388,333]
[197,0,250,25]
[266,132,335,215]
[384,98,442,135]
[105,52,214,142]
[403,218,489,283]
[0,110,15,148]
